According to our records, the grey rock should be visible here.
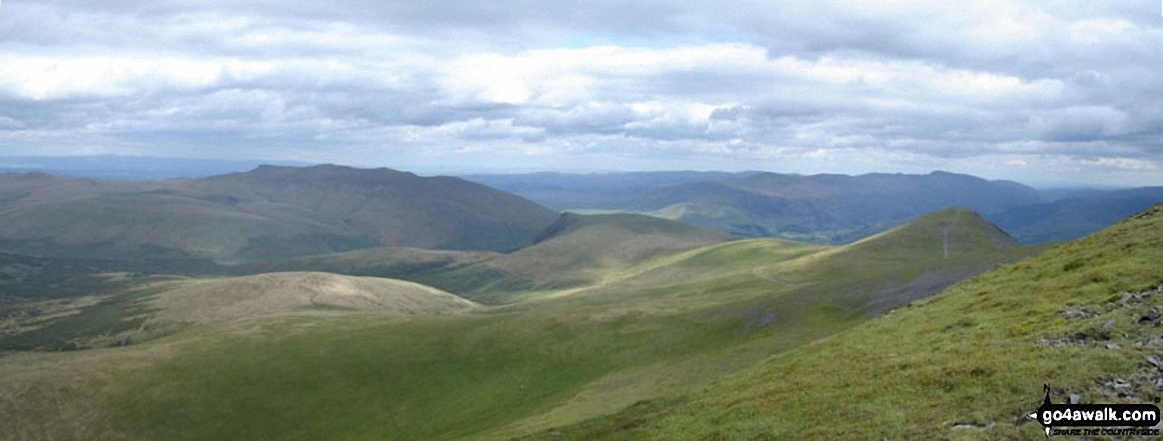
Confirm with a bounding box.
[1140,307,1161,324]
[1148,356,1163,369]
[1122,292,1136,305]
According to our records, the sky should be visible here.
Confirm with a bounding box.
[1,1,1161,186]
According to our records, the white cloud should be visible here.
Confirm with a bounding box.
[1085,156,1157,171]
[0,54,251,99]
[0,0,1161,185]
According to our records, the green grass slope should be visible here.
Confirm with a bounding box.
[520,204,1163,440]
[758,207,1026,316]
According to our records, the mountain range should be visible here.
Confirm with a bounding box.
[466,170,1163,244]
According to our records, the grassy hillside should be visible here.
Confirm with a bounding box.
[757,208,1024,316]
[519,204,1163,439]
[0,165,558,262]
[0,208,1038,441]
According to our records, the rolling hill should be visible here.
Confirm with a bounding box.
[246,212,733,304]
[145,272,478,326]
[518,204,1163,439]
[0,272,478,352]
[0,165,558,262]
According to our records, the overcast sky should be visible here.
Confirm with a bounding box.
[1,1,1161,186]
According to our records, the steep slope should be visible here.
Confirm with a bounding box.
[522,205,1163,440]
[747,208,1024,316]
[0,165,558,262]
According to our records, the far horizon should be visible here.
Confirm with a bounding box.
[0,154,1154,189]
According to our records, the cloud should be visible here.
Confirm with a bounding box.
[0,0,1161,186]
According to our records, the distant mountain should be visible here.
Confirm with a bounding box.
[462,171,757,210]
[575,171,1039,243]
[0,165,558,262]
[0,155,311,180]
[462,170,1043,243]
[989,186,1163,243]
[469,170,1163,246]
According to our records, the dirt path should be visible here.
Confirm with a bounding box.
[942,210,961,259]
[751,266,794,287]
